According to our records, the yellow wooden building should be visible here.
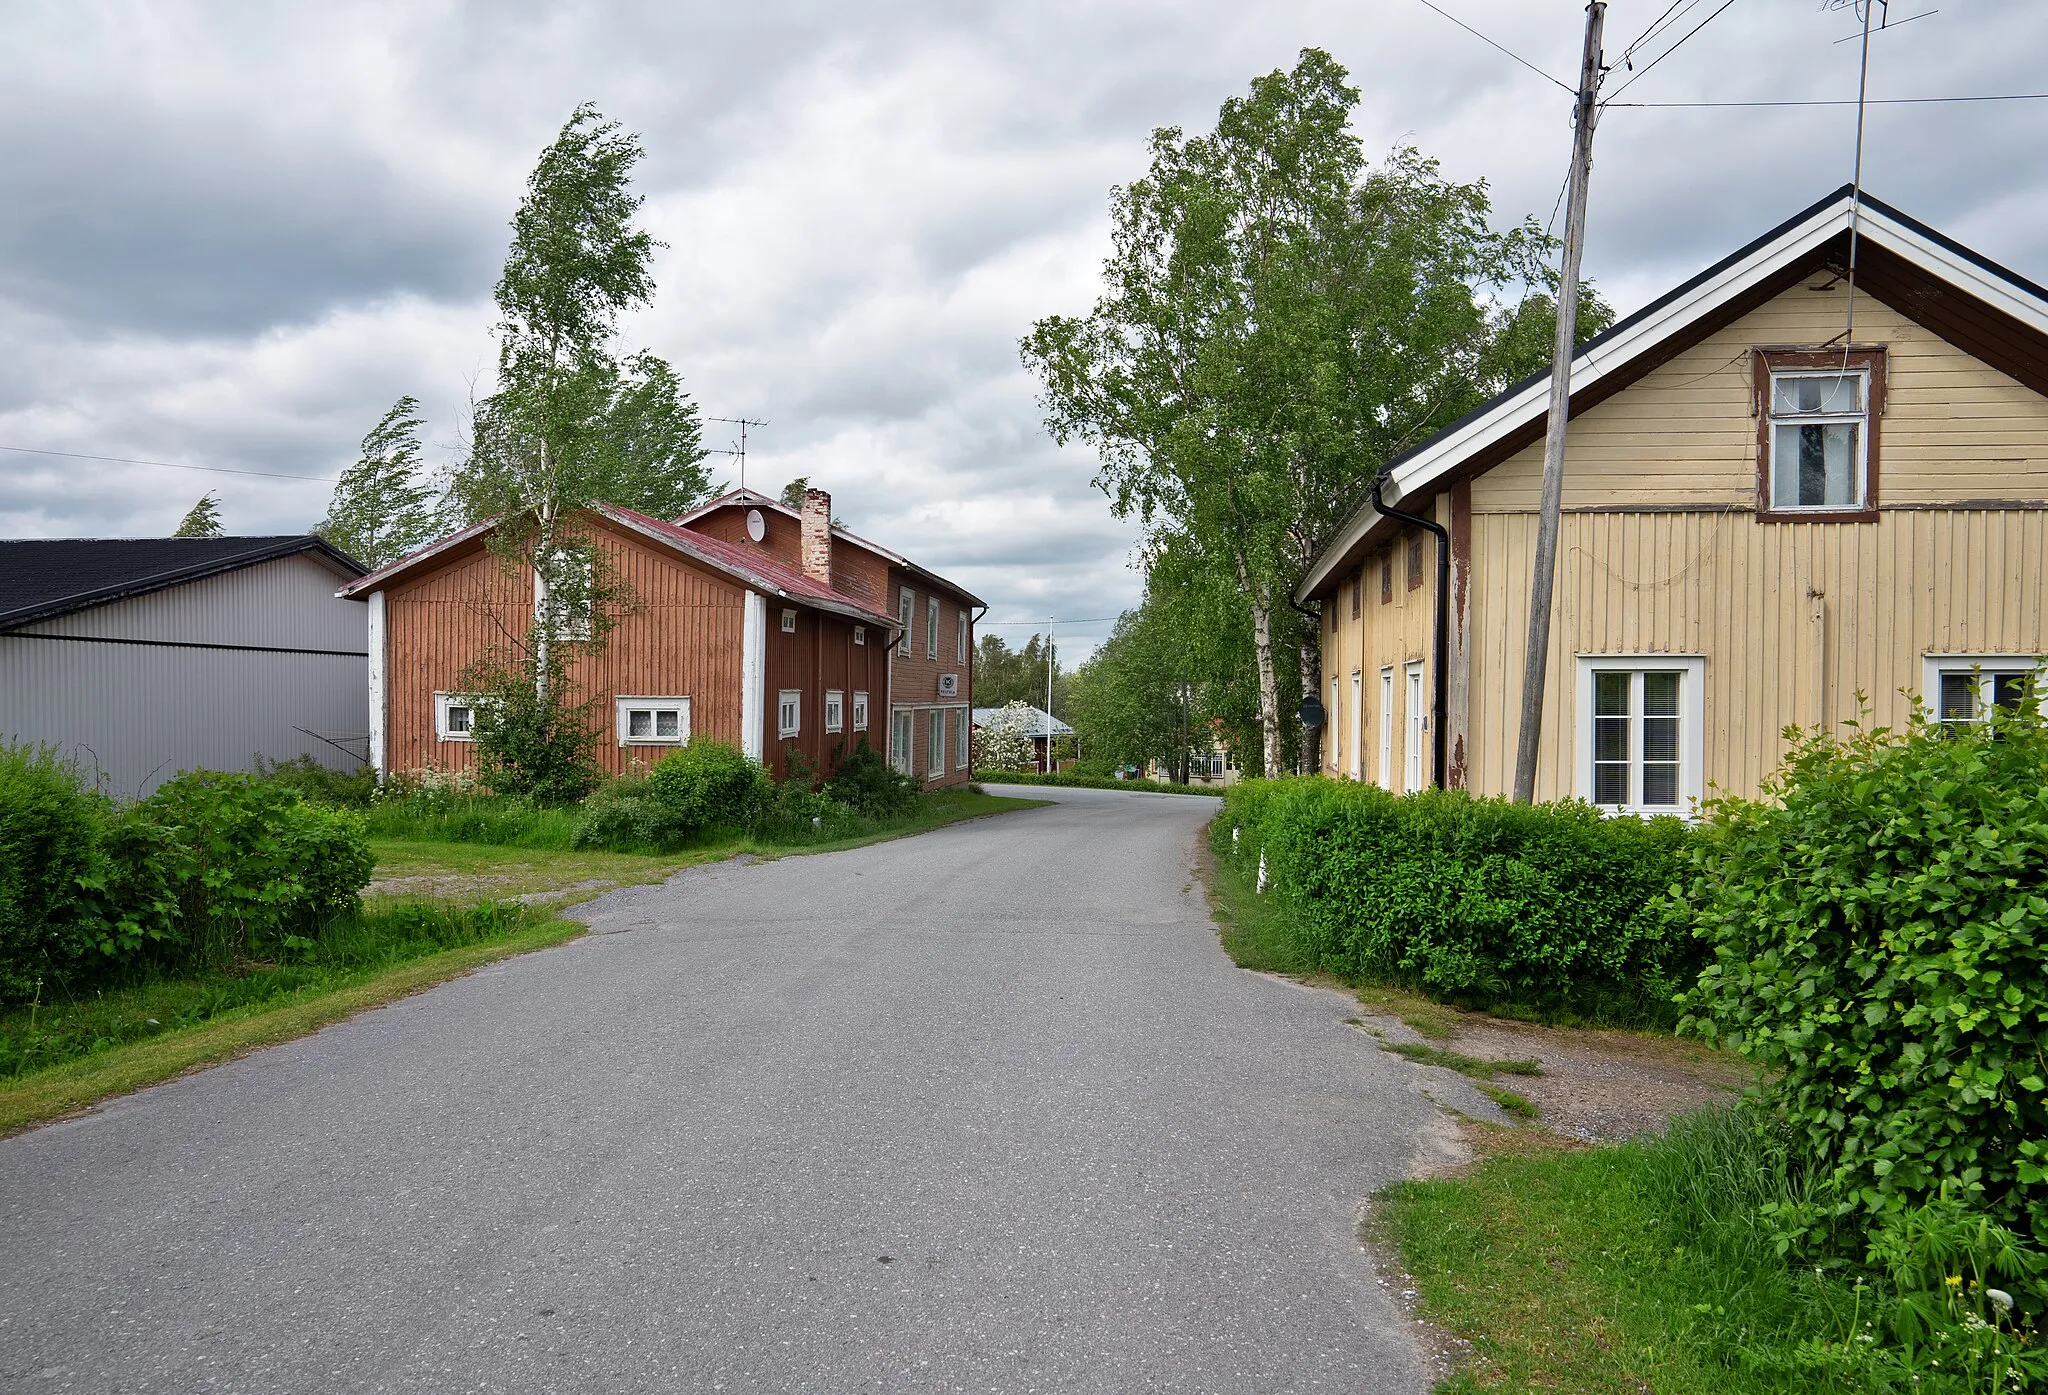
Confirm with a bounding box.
[1299,187,2048,811]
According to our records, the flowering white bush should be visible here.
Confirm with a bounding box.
[975,702,1038,772]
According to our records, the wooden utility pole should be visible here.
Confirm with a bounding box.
[1511,1,1605,804]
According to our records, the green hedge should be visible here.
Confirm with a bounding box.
[1220,777,1697,1022]
[1677,703,2048,1243]
[0,748,373,1003]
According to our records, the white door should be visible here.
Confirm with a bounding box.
[1329,675,1342,773]
[1405,662,1425,792]
[1349,672,1363,780]
[1377,669,1394,787]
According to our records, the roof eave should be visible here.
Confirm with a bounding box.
[2,536,366,632]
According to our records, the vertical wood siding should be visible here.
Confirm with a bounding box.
[1320,502,1442,790]
[383,520,748,778]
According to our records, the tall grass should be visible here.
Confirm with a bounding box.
[0,900,529,1077]
[359,798,582,848]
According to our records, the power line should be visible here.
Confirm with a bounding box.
[1601,0,1739,105]
[980,617,1119,626]
[1609,91,2046,108]
[1413,0,1573,93]
[1617,0,1705,67]
[0,443,337,483]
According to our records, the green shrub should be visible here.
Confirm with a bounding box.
[0,744,112,1000]
[1222,777,1696,1021]
[253,753,377,807]
[645,741,770,836]
[138,772,374,971]
[824,737,916,818]
[569,776,694,853]
[1677,705,2048,1242]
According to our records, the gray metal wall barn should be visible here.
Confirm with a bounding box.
[0,552,368,798]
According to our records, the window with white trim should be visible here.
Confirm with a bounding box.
[536,550,594,642]
[1924,655,2043,726]
[955,707,970,768]
[1575,656,1705,814]
[435,692,479,742]
[926,597,940,660]
[854,625,866,647]
[1377,669,1394,788]
[781,608,798,634]
[615,695,691,747]
[852,691,869,731]
[1763,357,1876,513]
[1404,662,1425,792]
[956,610,968,666]
[777,689,801,739]
[927,709,944,778]
[898,588,914,657]
[825,690,844,733]
[892,708,913,774]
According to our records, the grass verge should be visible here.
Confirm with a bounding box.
[0,912,581,1137]
[1377,1108,1943,1394]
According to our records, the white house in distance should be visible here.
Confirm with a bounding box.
[972,704,1072,774]
[0,536,369,797]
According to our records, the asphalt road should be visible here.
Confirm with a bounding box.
[0,785,1449,1394]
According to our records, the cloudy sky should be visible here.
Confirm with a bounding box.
[1,1,2042,656]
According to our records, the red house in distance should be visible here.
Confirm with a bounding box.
[341,486,981,788]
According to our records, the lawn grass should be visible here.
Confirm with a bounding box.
[1378,1108,1903,1394]
[0,913,582,1137]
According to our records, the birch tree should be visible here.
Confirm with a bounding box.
[317,396,442,567]
[1024,49,1601,776]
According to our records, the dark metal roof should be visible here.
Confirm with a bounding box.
[0,536,366,631]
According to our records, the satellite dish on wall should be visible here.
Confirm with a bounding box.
[745,508,766,542]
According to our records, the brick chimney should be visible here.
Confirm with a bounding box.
[799,487,832,585]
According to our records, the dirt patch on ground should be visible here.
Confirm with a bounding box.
[367,872,528,899]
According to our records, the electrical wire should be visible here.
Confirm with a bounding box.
[1601,0,1740,106]
[1413,0,1573,93]
[1616,0,1704,68]
[0,443,337,483]
[1608,92,2045,107]
[979,617,1120,626]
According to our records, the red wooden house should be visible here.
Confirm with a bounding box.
[340,487,981,787]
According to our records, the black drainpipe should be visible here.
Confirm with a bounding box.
[1370,472,1449,790]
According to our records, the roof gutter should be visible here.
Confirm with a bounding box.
[1371,473,1449,791]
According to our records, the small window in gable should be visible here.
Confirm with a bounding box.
[854,625,866,647]
[781,608,798,634]
[1757,348,1885,518]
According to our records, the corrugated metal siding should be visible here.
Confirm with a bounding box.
[0,642,368,799]
[383,520,748,778]
[21,551,367,651]
[0,551,369,796]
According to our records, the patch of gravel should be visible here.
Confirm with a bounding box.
[1357,1007,1749,1143]
[366,872,524,899]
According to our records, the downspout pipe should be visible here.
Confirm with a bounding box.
[1370,471,1449,791]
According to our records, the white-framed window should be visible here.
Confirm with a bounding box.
[1349,671,1363,780]
[1923,655,2043,725]
[898,588,915,657]
[1575,655,1706,815]
[927,597,940,660]
[955,707,970,768]
[1377,669,1394,788]
[852,690,869,731]
[825,689,844,733]
[892,708,913,774]
[854,624,866,647]
[781,608,798,634]
[927,708,945,778]
[1404,662,1425,792]
[778,688,801,739]
[1329,674,1342,772]
[1767,366,1870,512]
[435,691,479,742]
[536,550,594,642]
[956,610,969,666]
[615,695,691,747]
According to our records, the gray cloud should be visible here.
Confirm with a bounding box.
[0,0,2043,653]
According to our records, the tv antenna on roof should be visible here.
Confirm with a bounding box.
[705,416,769,491]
